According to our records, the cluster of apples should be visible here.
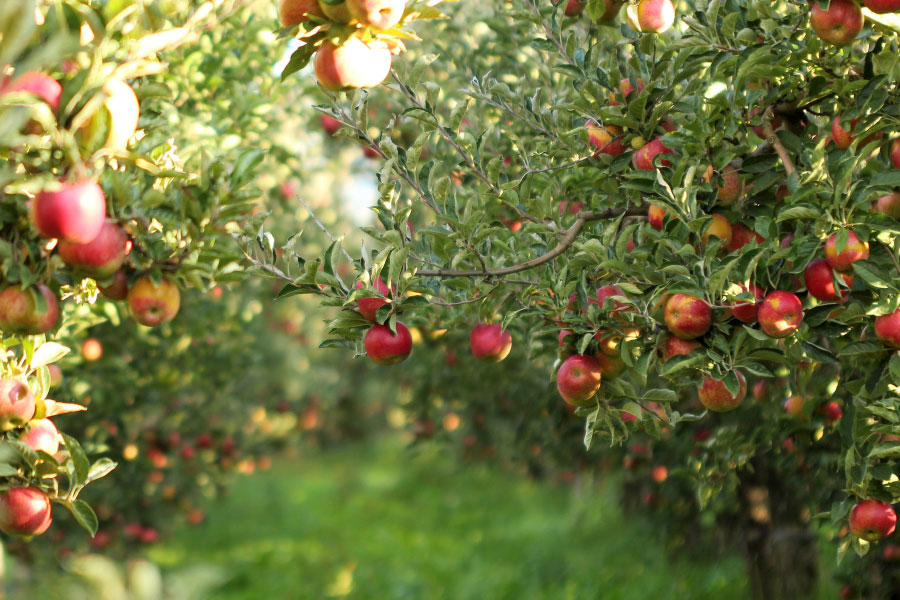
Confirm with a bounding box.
[563,0,674,34]
[810,0,900,46]
[0,376,65,537]
[278,0,407,91]
[0,71,181,332]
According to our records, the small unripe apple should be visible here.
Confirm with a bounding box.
[279,0,325,26]
[810,0,863,46]
[32,180,107,244]
[825,230,869,271]
[729,283,764,323]
[626,0,675,33]
[364,322,412,365]
[58,220,127,279]
[0,488,52,537]
[20,419,60,455]
[875,309,900,347]
[355,279,390,321]
[593,352,625,377]
[127,277,181,326]
[470,324,513,362]
[804,258,852,301]
[648,205,666,230]
[660,336,701,361]
[0,284,59,335]
[347,0,405,29]
[783,395,805,418]
[314,39,392,91]
[698,370,746,412]
[0,379,35,431]
[863,0,900,14]
[664,294,711,340]
[716,165,742,206]
[81,338,103,362]
[728,223,764,253]
[758,291,803,338]
[586,121,625,157]
[849,500,897,541]
[557,354,602,406]
[632,137,674,170]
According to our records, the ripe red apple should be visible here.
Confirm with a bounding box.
[664,294,711,340]
[0,72,62,130]
[891,138,900,168]
[0,488,52,536]
[729,283,764,323]
[810,0,863,46]
[849,500,897,541]
[127,276,181,326]
[81,338,103,362]
[651,465,668,482]
[863,0,900,14]
[279,0,325,26]
[660,335,701,361]
[20,419,60,455]
[632,137,674,170]
[874,193,900,219]
[586,121,625,157]
[355,279,390,321]
[728,223,764,253]
[564,0,584,16]
[784,395,805,418]
[875,309,900,347]
[831,116,858,149]
[590,284,628,314]
[557,354,602,406]
[0,379,35,431]
[626,0,675,33]
[314,39,392,91]
[347,0,405,29]
[648,205,666,230]
[558,329,574,347]
[825,230,869,271]
[58,220,127,279]
[698,370,746,412]
[321,114,342,135]
[883,544,900,562]
[702,213,733,248]
[758,291,803,338]
[47,365,62,389]
[0,284,59,335]
[364,322,412,365]
[32,180,107,244]
[820,401,843,422]
[716,165,742,205]
[804,258,852,301]
[470,323,512,362]
[609,78,645,105]
[99,269,129,301]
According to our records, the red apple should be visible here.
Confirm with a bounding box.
[593,351,625,377]
[589,284,628,314]
[664,294,711,339]
[0,379,35,431]
[699,370,746,412]
[557,354,602,406]
[784,395,805,418]
[651,465,668,482]
[728,223,764,253]
[849,500,897,541]
[564,0,584,16]
[832,116,858,149]
[804,258,852,301]
[470,323,513,362]
[596,0,623,21]
[716,165,742,206]
[729,283,765,323]
[875,309,900,347]
[883,544,900,562]
[758,291,803,338]
[874,193,900,219]
[279,0,325,26]
[702,213,733,248]
[810,0,863,46]
[99,269,129,301]
[58,220,127,279]
[660,336,701,361]
[648,205,667,230]
[20,419,60,455]
[586,121,625,157]
[863,0,900,14]
[0,284,59,335]
[127,276,181,326]
[0,488,52,536]
[891,138,900,168]
[364,322,412,365]
[632,137,674,170]
[321,114,342,135]
[81,338,103,362]
[626,0,675,33]
[825,230,869,271]
[820,401,843,422]
[609,78,645,105]
[345,0,405,28]
[0,71,62,112]
[32,180,107,244]
[313,39,392,91]
[318,0,351,21]
[355,279,390,321]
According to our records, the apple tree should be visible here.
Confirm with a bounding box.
[249,0,900,596]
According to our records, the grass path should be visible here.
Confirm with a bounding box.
[147,438,749,599]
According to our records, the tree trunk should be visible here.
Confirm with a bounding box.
[738,458,819,600]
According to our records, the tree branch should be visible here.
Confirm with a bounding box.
[762,109,795,177]
[416,204,647,278]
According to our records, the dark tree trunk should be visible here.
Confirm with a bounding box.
[737,457,819,600]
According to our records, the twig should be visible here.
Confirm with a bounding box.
[417,204,647,278]
[762,109,796,177]
[296,194,354,263]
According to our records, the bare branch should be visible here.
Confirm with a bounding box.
[762,108,796,177]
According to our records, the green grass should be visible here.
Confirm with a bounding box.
[146,438,750,600]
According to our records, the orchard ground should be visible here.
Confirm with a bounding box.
[20,437,845,599]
